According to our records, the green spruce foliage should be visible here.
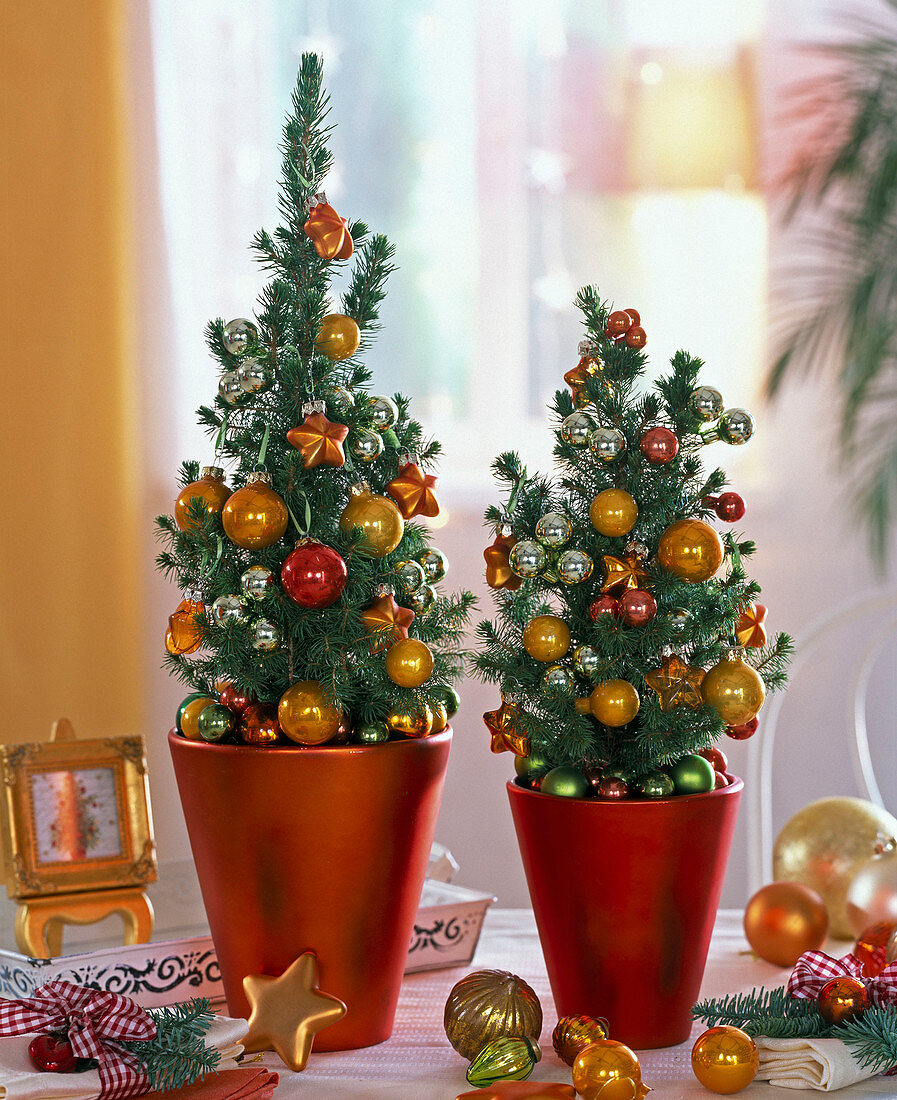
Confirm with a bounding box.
[473,287,790,779]
[127,999,219,1092]
[155,55,472,728]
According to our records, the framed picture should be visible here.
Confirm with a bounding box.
[0,738,157,898]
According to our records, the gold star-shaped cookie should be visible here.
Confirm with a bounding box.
[484,532,523,590]
[600,553,652,596]
[456,1082,577,1100]
[644,654,704,712]
[286,411,348,468]
[360,593,415,650]
[242,952,347,1071]
[483,702,529,756]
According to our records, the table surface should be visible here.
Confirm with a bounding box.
[256,908,891,1098]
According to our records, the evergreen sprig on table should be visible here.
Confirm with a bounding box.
[126,999,220,1092]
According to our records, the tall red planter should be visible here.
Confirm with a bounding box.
[169,729,451,1050]
[508,775,742,1049]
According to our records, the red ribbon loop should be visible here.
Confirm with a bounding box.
[0,979,156,1099]
[789,949,897,1010]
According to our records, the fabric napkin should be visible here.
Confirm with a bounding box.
[144,1068,278,1099]
[755,1036,877,1091]
[0,1014,249,1100]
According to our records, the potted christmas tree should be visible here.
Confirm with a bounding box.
[158,55,472,1050]
[474,292,791,1049]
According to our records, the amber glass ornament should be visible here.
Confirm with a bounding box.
[590,488,638,537]
[485,528,522,591]
[572,1040,649,1100]
[239,703,281,746]
[303,197,353,260]
[385,637,434,688]
[657,518,723,582]
[466,1037,541,1088]
[166,597,206,655]
[444,969,543,1061]
[339,483,404,557]
[743,882,828,966]
[702,651,765,725]
[430,700,449,734]
[552,1016,609,1067]
[179,696,215,741]
[589,680,639,727]
[600,553,652,596]
[219,683,254,715]
[175,467,230,531]
[361,593,415,650]
[691,1026,759,1095]
[735,603,768,648]
[483,700,528,756]
[315,313,360,360]
[644,653,704,711]
[618,589,656,627]
[286,409,348,468]
[386,701,433,739]
[278,681,342,746]
[817,977,869,1025]
[522,615,571,663]
[386,461,440,519]
[222,472,289,550]
[853,921,897,976]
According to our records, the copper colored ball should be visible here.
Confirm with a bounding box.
[552,1015,609,1067]
[625,326,647,349]
[700,746,729,773]
[607,310,632,336]
[219,683,254,715]
[583,764,609,792]
[597,776,628,799]
[624,307,640,326]
[657,517,724,582]
[239,703,281,746]
[714,771,729,790]
[726,716,758,740]
[817,977,869,1025]
[618,588,657,626]
[589,488,638,537]
[713,491,745,522]
[589,596,619,621]
[743,881,829,967]
[639,426,678,464]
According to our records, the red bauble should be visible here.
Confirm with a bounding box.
[619,588,657,626]
[29,1036,79,1073]
[597,776,629,799]
[714,771,729,789]
[606,310,632,337]
[589,596,620,621]
[726,716,758,740]
[700,746,728,773]
[625,326,647,349]
[640,426,679,464]
[704,492,745,522]
[219,683,254,715]
[280,541,348,608]
[239,703,281,746]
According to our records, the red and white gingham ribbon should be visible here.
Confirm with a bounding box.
[0,980,157,1099]
[789,949,897,1010]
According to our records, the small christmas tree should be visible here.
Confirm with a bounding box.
[157,55,473,747]
[474,291,791,798]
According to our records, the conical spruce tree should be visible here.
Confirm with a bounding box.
[157,55,473,747]
[474,291,791,798]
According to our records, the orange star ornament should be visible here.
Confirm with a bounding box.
[303,195,354,260]
[485,529,523,591]
[736,602,767,647]
[483,700,529,756]
[456,1083,576,1100]
[165,596,205,655]
[287,409,348,469]
[242,952,347,1072]
[386,461,440,519]
[644,654,704,712]
[600,554,652,597]
[360,593,415,650]
[564,342,605,408]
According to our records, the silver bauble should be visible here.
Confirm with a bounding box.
[394,559,426,594]
[222,317,258,356]
[406,583,436,613]
[351,428,384,463]
[368,395,399,431]
[561,411,596,447]
[211,595,245,625]
[590,427,626,463]
[418,547,448,584]
[718,408,754,445]
[218,371,244,405]
[509,539,547,578]
[668,607,692,632]
[573,644,601,678]
[557,548,593,585]
[328,387,355,413]
[237,359,270,394]
[542,664,575,695]
[535,511,572,548]
[252,619,281,652]
[241,564,274,601]
[690,386,724,422]
[624,539,649,561]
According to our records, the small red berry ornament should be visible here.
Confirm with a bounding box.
[726,716,758,740]
[640,426,678,464]
[589,595,619,621]
[704,491,745,522]
[606,310,632,337]
[280,541,348,608]
[625,326,647,348]
[817,977,869,1025]
[29,1035,80,1073]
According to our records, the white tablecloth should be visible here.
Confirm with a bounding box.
[255,909,892,1098]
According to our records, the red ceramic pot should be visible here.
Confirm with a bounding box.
[508,774,742,1049]
[169,729,451,1050]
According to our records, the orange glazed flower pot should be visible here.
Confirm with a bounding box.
[507,774,743,1049]
[169,728,451,1050]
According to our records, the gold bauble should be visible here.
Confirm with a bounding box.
[277,681,342,745]
[572,1040,648,1100]
[743,881,828,966]
[339,487,404,557]
[386,701,434,739]
[430,700,449,733]
[846,851,897,935]
[774,798,897,938]
[657,517,723,582]
[589,680,639,727]
[385,638,434,688]
[179,696,216,741]
[175,467,230,531]
[691,1026,759,1094]
[315,313,361,360]
[222,474,289,550]
[552,1015,609,1067]
[443,969,542,1062]
[589,488,638,538]
[701,653,764,726]
[522,615,571,663]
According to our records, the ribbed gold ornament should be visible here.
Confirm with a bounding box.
[444,969,543,1061]
[552,1015,610,1067]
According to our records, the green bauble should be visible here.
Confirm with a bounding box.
[197,703,237,743]
[603,765,634,785]
[541,766,589,799]
[515,749,551,781]
[176,692,206,732]
[670,753,715,795]
[433,684,461,719]
[354,722,390,744]
[638,771,675,799]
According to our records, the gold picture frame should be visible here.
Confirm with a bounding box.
[0,737,157,899]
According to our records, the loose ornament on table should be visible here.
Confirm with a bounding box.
[691,1025,759,1094]
[571,1039,651,1100]
[846,850,897,936]
[743,881,829,966]
[456,1083,576,1100]
[551,1015,609,1066]
[467,1037,542,1088]
[444,969,543,1062]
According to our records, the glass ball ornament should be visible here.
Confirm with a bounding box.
[619,588,657,626]
[624,538,649,561]
[406,583,437,614]
[218,370,244,405]
[816,978,869,1025]
[241,564,274,601]
[339,485,404,557]
[281,541,348,608]
[418,547,448,584]
[640,425,679,465]
[743,882,828,966]
[367,395,399,430]
[846,851,897,935]
[251,619,281,652]
[515,749,551,783]
[174,467,230,532]
[315,313,361,360]
[535,511,572,548]
[552,1017,610,1068]
[196,702,237,743]
[177,695,215,740]
[385,638,434,688]
[328,386,355,413]
[222,317,258,356]
[690,385,724,422]
[597,775,629,799]
[718,408,754,445]
[668,607,692,633]
[433,684,460,718]
[430,700,450,733]
[541,766,589,799]
[211,594,245,626]
[572,645,601,679]
[219,683,254,715]
[572,1040,647,1100]
[657,518,724,582]
[638,771,675,799]
[386,701,433,739]
[394,559,426,594]
[523,615,571,662]
[354,721,390,744]
[589,595,619,620]
[509,539,547,578]
[589,426,626,463]
[542,665,575,695]
[222,472,289,550]
[238,703,281,746]
[278,680,342,745]
[702,651,765,725]
[589,488,638,537]
[237,359,270,394]
[557,548,593,585]
[691,1026,759,1095]
[561,411,595,447]
[670,754,715,795]
[589,680,640,727]
[351,428,384,463]
[443,970,544,1062]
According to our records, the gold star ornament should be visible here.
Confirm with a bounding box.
[644,653,704,712]
[456,1083,576,1100]
[386,461,441,519]
[242,952,347,1071]
[735,602,767,647]
[483,701,529,756]
[564,345,605,408]
[484,531,523,591]
[286,410,348,469]
[360,593,415,650]
[600,553,652,596]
